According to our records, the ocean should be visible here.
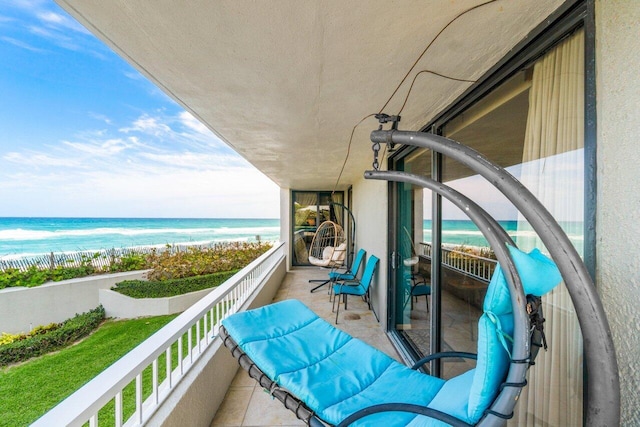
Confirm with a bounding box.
[0,217,583,261]
[0,218,280,260]
[424,219,584,254]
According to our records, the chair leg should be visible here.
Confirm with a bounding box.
[335,294,341,324]
[309,279,330,293]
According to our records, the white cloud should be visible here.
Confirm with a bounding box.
[3,151,82,168]
[179,111,210,135]
[0,109,280,218]
[62,138,131,157]
[88,112,113,125]
[0,15,16,24]
[120,115,172,136]
[0,36,45,52]
[36,10,91,35]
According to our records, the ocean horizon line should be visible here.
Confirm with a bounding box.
[0,218,281,259]
[0,216,280,220]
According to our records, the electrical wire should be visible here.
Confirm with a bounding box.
[332,113,376,196]
[377,0,498,115]
[331,0,499,193]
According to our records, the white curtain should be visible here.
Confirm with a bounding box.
[513,30,585,426]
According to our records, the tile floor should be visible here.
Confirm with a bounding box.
[210,267,400,426]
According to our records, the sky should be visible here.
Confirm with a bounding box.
[0,0,280,219]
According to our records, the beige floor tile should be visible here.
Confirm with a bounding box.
[241,387,306,426]
[230,369,257,388]
[212,267,401,426]
[211,386,254,426]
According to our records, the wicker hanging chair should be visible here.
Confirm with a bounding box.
[307,221,346,267]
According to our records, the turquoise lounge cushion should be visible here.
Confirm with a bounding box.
[222,300,447,426]
[484,245,562,315]
[467,313,514,422]
[424,369,475,424]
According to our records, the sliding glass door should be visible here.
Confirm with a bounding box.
[389,28,586,425]
[291,191,344,266]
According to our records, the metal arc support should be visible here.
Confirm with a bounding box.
[366,170,526,426]
[370,129,620,426]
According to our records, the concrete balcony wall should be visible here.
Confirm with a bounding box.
[145,255,287,427]
[99,287,217,319]
[0,270,148,334]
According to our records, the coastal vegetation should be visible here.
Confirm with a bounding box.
[112,270,236,298]
[0,240,273,423]
[0,306,105,367]
[0,241,272,289]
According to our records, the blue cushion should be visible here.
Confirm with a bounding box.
[222,299,447,426]
[484,245,562,315]
[467,313,514,422]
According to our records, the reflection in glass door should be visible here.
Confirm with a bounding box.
[389,28,586,426]
[391,149,433,363]
[291,191,343,266]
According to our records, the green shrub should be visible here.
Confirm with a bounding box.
[112,270,237,298]
[109,252,148,272]
[0,306,105,367]
[146,241,272,281]
[0,323,59,346]
[0,266,50,289]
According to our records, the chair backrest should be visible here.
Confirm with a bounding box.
[359,255,379,292]
[309,221,344,259]
[330,242,347,264]
[349,249,366,275]
[466,245,562,422]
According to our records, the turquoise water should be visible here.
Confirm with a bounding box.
[0,218,280,259]
[0,217,583,260]
[423,220,519,247]
[424,219,584,253]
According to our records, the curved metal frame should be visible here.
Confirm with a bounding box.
[370,129,620,426]
[367,170,529,425]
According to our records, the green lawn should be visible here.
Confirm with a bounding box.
[0,314,178,427]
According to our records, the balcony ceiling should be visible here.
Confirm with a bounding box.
[56,0,564,190]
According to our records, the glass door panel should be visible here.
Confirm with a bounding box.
[292,191,344,266]
[391,148,433,362]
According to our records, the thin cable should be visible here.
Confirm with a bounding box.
[332,0,499,192]
[397,69,476,115]
[378,0,498,114]
[332,113,376,195]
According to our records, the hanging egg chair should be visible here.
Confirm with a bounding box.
[307,221,346,267]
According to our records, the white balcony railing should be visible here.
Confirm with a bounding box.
[419,242,497,282]
[32,242,285,427]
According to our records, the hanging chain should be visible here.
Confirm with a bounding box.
[372,142,381,170]
[371,114,400,171]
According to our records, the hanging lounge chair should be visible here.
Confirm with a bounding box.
[220,244,560,426]
[308,221,347,292]
[220,129,619,426]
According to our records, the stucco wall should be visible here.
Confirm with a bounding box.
[0,270,148,334]
[352,176,388,330]
[99,287,216,319]
[280,187,292,270]
[595,1,640,424]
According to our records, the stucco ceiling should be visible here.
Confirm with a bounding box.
[55,0,565,191]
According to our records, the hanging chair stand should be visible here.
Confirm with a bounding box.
[308,202,356,293]
[219,129,619,426]
[221,169,539,426]
[369,129,620,426]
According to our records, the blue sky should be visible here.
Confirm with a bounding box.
[0,0,280,218]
